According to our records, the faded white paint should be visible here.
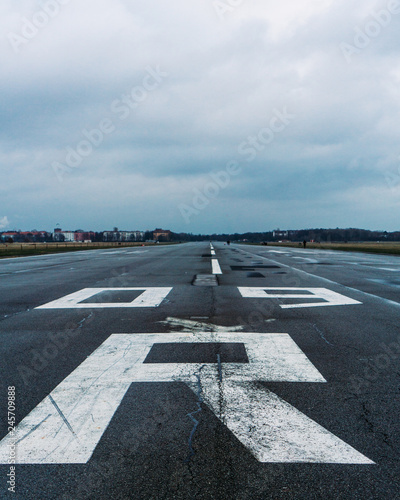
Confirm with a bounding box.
[238,287,362,309]
[0,333,372,465]
[196,381,373,464]
[100,250,129,254]
[36,287,172,309]
[212,259,222,275]
[211,250,216,256]
[159,317,243,333]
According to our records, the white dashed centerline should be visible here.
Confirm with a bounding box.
[209,243,222,274]
[212,259,222,275]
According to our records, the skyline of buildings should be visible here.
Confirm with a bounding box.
[0,227,172,243]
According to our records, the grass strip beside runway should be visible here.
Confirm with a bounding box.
[0,241,180,259]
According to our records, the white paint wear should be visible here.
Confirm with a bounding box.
[0,333,372,465]
[159,317,244,333]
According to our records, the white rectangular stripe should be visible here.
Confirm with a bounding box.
[238,287,362,309]
[212,259,222,274]
[35,287,172,309]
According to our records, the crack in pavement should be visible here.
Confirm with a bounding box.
[185,365,206,463]
[49,395,76,437]
[311,323,334,346]
[0,307,31,322]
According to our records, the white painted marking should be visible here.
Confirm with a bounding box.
[11,266,55,274]
[238,287,362,309]
[292,257,318,263]
[212,259,222,274]
[100,250,128,254]
[210,244,214,250]
[211,250,216,256]
[193,274,218,286]
[236,246,400,308]
[197,381,373,464]
[159,317,243,333]
[35,287,172,309]
[0,333,373,465]
[374,267,399,272]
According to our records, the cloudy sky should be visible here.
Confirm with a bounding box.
[1,0,400,233]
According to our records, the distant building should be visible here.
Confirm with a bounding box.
[53,229,95,242]
[74,231,96,243]
[153,229,171,241]
[1,232,19,242]
[273,229,288,238]
[102,230,145,242]
[1,231,50,243]
[53,229,74,242]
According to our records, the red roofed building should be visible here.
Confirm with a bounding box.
[1,232,19,242]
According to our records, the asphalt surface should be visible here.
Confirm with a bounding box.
[0,242,399,499]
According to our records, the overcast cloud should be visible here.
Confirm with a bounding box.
[1,0,400,233]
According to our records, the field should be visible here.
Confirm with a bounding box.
[263,241,400,256]
[0,241,177,259]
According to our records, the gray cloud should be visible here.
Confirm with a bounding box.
[1,0,400,233]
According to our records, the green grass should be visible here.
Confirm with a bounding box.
[0,241,180,259]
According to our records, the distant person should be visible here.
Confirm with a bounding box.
[227,240,230,245]
[303,240,307,248]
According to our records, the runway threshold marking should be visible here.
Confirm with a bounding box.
[0,333,373,465]
[238,287,362,309]
[236,246,400,309]
[35,288,172,309]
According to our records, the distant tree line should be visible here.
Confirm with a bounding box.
[2,228,400,244]
[170,228,400,243]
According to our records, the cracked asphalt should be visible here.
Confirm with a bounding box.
[0,242,400,499]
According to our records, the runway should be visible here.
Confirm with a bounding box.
[0,242,399,499]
